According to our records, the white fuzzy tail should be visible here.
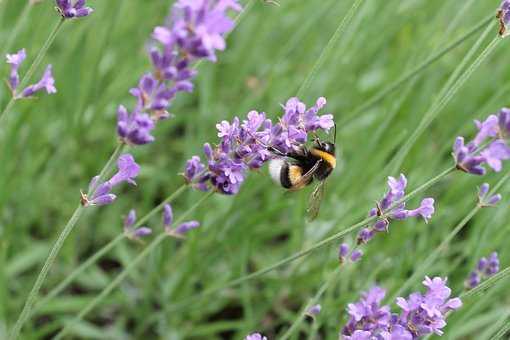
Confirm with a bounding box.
[269,159,284,186]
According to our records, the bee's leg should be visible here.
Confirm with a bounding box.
[268,146,288,158]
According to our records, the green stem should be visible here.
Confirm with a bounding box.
[388,33,501,173]
[34,183,188,312]
[8,144,124,339]
[280,267,341,340]
[493,319,510,339]
[390,170,510,301]
[0,19,65,126]
[296,0,365,98]
[167,166,455,312]
[8,205,85,340]
[54,191,214,339]
[34,234,126,310]
[461,265,510,300]
[342,14,493,125]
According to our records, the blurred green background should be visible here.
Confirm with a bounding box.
[1,0,510,338]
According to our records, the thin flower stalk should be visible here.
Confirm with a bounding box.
[53,191,214,339]
[0,19,64,126]
[33,184,188,311]
[280,267,341,340]
[8,143,124,340]
[165,166,455,312]
[340,14,493,126]
[389,170,510,302]
[387,32,502,174]
[296,0,365,98]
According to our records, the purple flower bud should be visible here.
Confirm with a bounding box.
[56,0,93,19]
[373,219,389,232]
[5,48,26,91]
[487,194,502,205]
[21,65,57,98]
[124,209,136,229]
[478,182,503,207]
[478,183,490,199]
[175,220,200,235]
[406,198,435,223]
[90,194,116,206]
[477,257,488,271]
[350,250,363,262]
[357,228,374,244]
[133,227,152,238]
[339,243,350,259]
[245,333,267,340]
[306,304,321,317]
[466,271,481,289]
[163,203,173,227]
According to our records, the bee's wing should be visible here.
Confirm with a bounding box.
[288,159,322,191]
[307,180,325,221]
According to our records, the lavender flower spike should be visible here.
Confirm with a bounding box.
[498,0,510,37]
[21,65,57,98]
[466,252,500,289]
[122,209,152,240]
[245,333,268,340]
[56,0,94,19]
[82,154,140,207]
[5,49,26,91]
[357,174,435,245]
[478,182,502,207]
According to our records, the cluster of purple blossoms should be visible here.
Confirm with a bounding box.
[342,277,462,339]
[5,49,56,98]
[81,154,140,207]
[183,97,334,194]
[162,203,201,237]
[453,108,510,175]
[123,209,152,240]
[55,0,93,19]
[477,183,502,207]
[117,0,241,146]
[245,333,268,340]
[498,0,510,37]
[357,174,435,245]
[465,252,500,289]
[339,243,364,263]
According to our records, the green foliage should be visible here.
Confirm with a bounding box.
[1,0,510,338]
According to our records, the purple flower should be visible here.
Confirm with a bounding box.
[245,333,267,340]
[395,277,462,337]
[175,221,200,234]
[163,203,173,228]
[466,252,500,289]
[306,304,321,317]
[123,209,152,239]
[117,105,156,145]
[454,109,510,175]
[82,154,140,207]
[184,97,334,195]
[498,0,510,37]
[55,0,94,19]
[342,287,391,337]
[21,65,57,98]
[357,174,435,245]
[339,243,350,260]
[5,49,26,91]
[478,182,502,207]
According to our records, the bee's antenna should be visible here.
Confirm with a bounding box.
[333,122,337,144]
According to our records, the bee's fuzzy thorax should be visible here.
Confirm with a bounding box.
[310,148,336,169]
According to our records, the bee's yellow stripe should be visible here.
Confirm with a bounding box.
[310,149,336,168]
[288,165,303,185]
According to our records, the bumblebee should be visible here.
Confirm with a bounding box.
[268,126,337,221]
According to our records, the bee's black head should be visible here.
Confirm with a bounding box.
[313,140,335,155]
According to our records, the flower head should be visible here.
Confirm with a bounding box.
[357,174,435,246]
[123,209,152,239]
[82,154,140,207]
[454,109,510,175]
[115,0,240,146]
[5,49,26,91]
[184,97,334,195]
[56,0,94,19]
[245,333,267,340]
[478,182,502,207]
[21,65,57,98]
[466,252,500,289]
